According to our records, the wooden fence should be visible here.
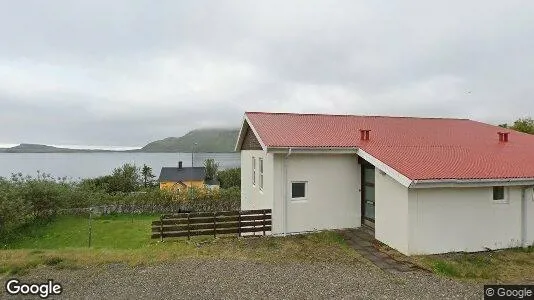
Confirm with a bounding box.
[151,209,271,240]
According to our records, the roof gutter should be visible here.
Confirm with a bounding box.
[267,147,358,154]
[410,178,534,189]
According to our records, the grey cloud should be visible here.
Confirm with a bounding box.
[1,0,533,145]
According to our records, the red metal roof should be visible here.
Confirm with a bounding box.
[245,112,534,181]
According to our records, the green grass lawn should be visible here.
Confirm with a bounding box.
[4,214,157,249]
[0,214,364,275]
[413,248,534,283]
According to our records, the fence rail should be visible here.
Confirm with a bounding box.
[151,209,271,240]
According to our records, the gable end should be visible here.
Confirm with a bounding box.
[241,126,263,150]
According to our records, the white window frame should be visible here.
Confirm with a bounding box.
[491,186,509,204]
[291,181,307,201]
[259,158,264,190]
[252,157,256,187]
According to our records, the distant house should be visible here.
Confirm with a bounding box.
[204,178,221,190]
[236,112,534,255]
[158,161,219,191]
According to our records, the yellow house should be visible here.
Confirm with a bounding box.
[158,162,218,191]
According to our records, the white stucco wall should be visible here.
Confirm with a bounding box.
[241,149,534,254]
[408,186,529,254]
[240,150,274,211]
[277,154,361,234]
[527,188,534,244]
[374,170,410,254]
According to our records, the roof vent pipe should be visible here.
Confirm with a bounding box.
[498,132,509,142]
[359,129,371,141]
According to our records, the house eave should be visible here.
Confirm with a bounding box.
[235,114,267,152]
[410,178,534,188]
[267,147,358,154]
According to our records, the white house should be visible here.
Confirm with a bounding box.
[235,112,534,255]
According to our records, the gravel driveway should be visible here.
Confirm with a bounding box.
[1,259,481,299]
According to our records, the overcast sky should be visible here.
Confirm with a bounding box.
[1,0,533,147]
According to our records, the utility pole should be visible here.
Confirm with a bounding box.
[190,142,198,198]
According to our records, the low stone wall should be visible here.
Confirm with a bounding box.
[57,202,240,216]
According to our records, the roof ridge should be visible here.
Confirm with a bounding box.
[161,166,205,169]
[245,111,469,121]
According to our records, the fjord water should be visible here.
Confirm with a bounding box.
[0,152,240,180]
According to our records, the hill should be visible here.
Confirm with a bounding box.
[1,144,112,153]
[140,128,239,153]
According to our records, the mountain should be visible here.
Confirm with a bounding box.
[0,143,112,153]
[139,128,239,153]
[0,128,240,153]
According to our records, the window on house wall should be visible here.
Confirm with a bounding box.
[259,158,264,190]
[291,182,307,200]
[252,157,256,186]
[492,186,507,202]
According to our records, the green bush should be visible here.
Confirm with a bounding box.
[79,163,142,194]
[217,168,241,189]
[0,177,32,237]
[0,164,242,239]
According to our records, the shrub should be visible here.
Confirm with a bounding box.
[204,159,219,180]
[0,167,242,239]
[79,164,142,194]
[217,168,241,189]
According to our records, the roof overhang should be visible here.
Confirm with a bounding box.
[234,114,267,151]
[267,147,358,154]
[356,148,413,188]
[266,147,534,189]
[409,178,534,188]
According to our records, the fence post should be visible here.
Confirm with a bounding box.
[187,213,191,240]
[263,210,266,236]
[159,215,163,242]
[88,208,92,248]
[213,212,216,238]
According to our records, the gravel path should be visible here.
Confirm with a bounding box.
[2,259,481,299]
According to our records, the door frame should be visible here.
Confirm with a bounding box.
[360,159,375,228]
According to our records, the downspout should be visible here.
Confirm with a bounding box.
[521,186,534,248]
[283,148,292,236]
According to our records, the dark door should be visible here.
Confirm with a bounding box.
[361,163,375,228]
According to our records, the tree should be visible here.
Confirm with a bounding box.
[217,168,240,189]
[141,164,156,188]
[511,117,534,134]
[204,159,219,180]
[107,164,141,193]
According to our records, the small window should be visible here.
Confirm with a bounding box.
[493,186,506,201]
[252,157,256,186]
[291,182,307,199]
[493,186,505,200]
[259,158,264,190]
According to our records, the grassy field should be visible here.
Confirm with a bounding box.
[0,214,364,275]
[413,248,534,283]
[4,214,157,249]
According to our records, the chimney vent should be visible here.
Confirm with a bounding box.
[498,132,509,143]
[359,129,371,141]
[178,161,183,169]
